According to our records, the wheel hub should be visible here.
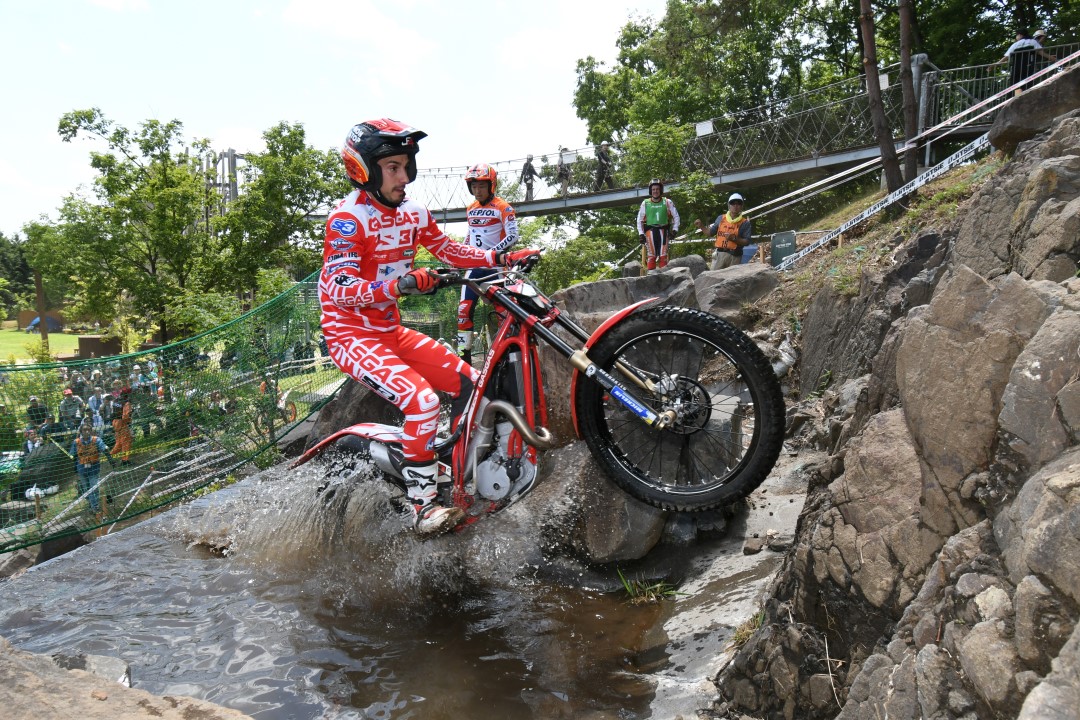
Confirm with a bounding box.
[658,375,712,434]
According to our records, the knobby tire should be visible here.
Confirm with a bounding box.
[574,306,785,512]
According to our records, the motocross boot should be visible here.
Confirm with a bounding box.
[402,461,463,536]
[456,331,473,366]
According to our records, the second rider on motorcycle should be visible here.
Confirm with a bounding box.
[319,118,537,535]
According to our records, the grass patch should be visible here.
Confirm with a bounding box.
[729,608,766,650]
[617,568,685,605]
[0,329,80,363]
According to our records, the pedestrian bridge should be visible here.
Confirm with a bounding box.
[405,47,1078,224]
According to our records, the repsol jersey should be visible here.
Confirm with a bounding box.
[465,197,519,254]
[319,189,496,335]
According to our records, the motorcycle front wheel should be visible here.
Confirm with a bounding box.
[574,305,785,512]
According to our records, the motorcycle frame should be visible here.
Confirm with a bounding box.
[293,266,678,515]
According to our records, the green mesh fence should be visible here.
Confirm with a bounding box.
[0,272,353,554]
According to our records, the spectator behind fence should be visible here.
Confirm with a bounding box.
[1033,29,1057,71]
[72,423,111,514]
[22,427,42,455]
[111,388,133,465]
[26,396,47,428]
[40,413,65,439]
[99,395,116,447]
[87,386,105,417]
[58,388,84,431]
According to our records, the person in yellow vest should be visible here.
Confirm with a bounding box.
[695,192,752,270]
[636,179,680,274]
[71,421,112,513]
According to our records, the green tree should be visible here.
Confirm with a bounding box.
[0,232,35,318]
[54,108,220,342]
[215,122,348,297]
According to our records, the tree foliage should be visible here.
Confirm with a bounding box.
[215,122,347,295]
[14,110,346,344]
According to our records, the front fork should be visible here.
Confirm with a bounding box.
[564,349,676,429]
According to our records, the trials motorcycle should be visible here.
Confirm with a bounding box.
[292,256,785,525]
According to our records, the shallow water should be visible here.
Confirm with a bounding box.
[0,466,671,719]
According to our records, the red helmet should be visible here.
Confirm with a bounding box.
[341,119,426,198]
[465,163,498,196]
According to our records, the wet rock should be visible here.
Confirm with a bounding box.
[743,535,765,555]
[530,441,666,563]
[0,636,251,719]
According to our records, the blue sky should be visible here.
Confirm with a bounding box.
[0,0,667,237]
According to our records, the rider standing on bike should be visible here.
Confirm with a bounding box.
[320,119,537,535]
[636,179,680,274]
[457,163,520,364]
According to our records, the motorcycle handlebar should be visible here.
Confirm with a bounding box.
[432,254,541,287]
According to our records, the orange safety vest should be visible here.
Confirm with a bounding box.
[715,213,749,252]
[76,435,100,466]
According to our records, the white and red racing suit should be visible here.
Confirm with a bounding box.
[319,188,498,462]
[458,196,519,336]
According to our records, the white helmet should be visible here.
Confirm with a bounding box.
[728,193,745,204]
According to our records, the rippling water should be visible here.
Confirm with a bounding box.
[0,465,670,719]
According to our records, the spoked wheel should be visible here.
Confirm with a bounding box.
[575,306,785,512]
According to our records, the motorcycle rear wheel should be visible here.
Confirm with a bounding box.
[574,305,785,512]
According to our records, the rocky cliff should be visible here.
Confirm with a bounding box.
[708,72,1080,719]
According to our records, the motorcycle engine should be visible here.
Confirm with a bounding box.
[475,420,537,501]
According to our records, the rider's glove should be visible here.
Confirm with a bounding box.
[394,268,440,296]
[639,233,646,245]
[498,248,541,268]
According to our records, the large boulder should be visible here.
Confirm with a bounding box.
[693,264,778,328]
[550,267,697,334]
[989,68,1080,154]
[955,113,1080,282]
[814,409,942,611]
[530,441,667,563]
[896,267,1054,536]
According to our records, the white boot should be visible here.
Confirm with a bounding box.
[401,462,463,535]
[456,331,473,364]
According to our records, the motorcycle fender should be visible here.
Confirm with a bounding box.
[568,297,660,438]
[289,422,401,468]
